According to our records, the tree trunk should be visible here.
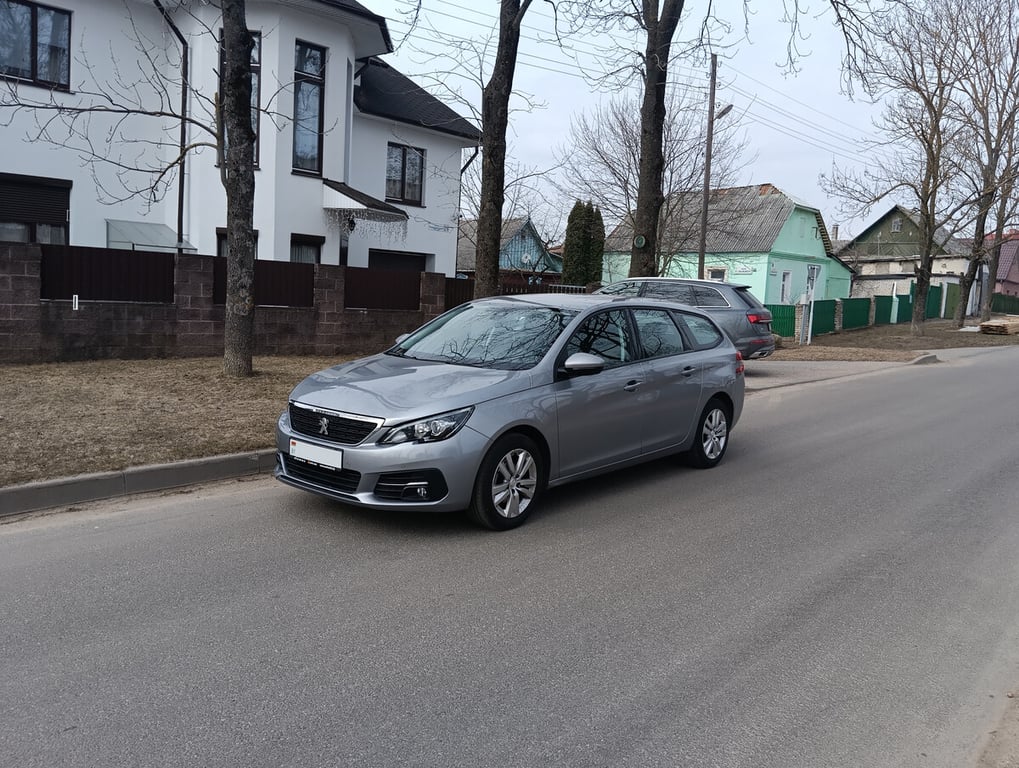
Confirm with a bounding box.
[221,0,257,377]
[475,0,531,299]
[629,0,685,278]
[954,257,983,326]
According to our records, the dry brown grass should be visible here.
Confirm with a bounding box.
[2,356,346,487]
[3,317,1018,488]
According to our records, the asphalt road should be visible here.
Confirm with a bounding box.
[2,347,1019,768]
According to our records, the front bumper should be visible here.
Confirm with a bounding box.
[274,412,488,512]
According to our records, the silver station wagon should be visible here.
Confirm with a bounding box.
[275,293,745,530]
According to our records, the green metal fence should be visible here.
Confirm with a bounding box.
[842,298,871,329]
[944,282,960,319]
[926,284,942,318]
[765,304,796,337]
[874,295,893,325]
[811,299,837,335]
[896,293,913,323]
[992,293,1019,313]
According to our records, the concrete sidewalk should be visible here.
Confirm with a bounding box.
[0,354,937,520]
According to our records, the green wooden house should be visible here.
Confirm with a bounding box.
[603,184,852,303]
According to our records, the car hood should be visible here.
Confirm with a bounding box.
[289,353,535,422]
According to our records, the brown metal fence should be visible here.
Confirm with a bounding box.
[344,266,421,310]
[40,244,175,302]
[212,258,314,307]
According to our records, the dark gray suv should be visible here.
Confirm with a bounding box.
[596,278,776,359]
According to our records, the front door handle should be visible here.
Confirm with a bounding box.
[623,379,642,392]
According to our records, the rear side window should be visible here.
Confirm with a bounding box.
[676,312,724,349]
[692,286,729,307]
[643,282,695,304]
[597,281,640,296]
[633,308,685,358]
[733,287,765,309]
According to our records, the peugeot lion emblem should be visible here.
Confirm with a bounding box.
[318,416,329,435]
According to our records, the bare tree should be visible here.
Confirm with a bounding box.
[220,0,257,376]
[823,1,972,335]
[557,88,748,275]
[946,0,1019,325]
[1,0,260,375]
[474,0,549,298]
[557,1,883,280]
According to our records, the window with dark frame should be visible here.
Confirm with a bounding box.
[0,172,70,244]
[0,0,71,89]
[386,143,425,205]
[290,233,324,264]
[293,40,325,174]
[219,30,261,166]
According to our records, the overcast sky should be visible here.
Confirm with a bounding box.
[364,0,887,240]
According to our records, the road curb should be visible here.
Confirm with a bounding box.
[0,450,277,519]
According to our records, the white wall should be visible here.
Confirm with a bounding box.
[349,113,467,275]
[2,1,179,246]
[2,0,469,271]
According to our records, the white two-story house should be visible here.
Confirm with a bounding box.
[0,0,480,274]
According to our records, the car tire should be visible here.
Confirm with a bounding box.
[688,399,731,469]
[468,433,545,530]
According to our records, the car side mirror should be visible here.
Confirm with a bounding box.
[561,351,606,376]
[395,333,409,344]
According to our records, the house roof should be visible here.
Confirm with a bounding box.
[355,59,481,143]
[305,0,393,59]
[456,217,537,271]
[835,205,969,259]
[605,183,832,256]
[995,236,1019,281]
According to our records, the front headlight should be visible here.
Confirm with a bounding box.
[379,407,474,445]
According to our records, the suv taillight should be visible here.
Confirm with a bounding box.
[746,312,766,324]
[735,352,745,375]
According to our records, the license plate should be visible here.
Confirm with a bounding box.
[289,439,343,470]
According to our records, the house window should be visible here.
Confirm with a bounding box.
[293,40,325,174]
[780,270,792,303]
[290,233,324,264]
[219,30,261,166]
[0,172,70,243]
[0,0,70,89]
[891,217,902,233]
[386,143,424,205]
[707,267,727,281]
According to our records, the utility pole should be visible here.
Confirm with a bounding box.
[697,54,731,280]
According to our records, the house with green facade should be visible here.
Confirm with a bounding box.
[834,205,983,314]
[603,184,852,303]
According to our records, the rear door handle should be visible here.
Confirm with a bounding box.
[682,366,697,377]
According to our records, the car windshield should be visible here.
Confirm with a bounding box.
[387,302,577,370]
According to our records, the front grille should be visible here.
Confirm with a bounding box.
[284,455,361,494]
[289,403,379,446]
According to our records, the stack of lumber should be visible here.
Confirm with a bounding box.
[979,316,1019,335]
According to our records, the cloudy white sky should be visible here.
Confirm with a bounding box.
[363,0,887,240]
